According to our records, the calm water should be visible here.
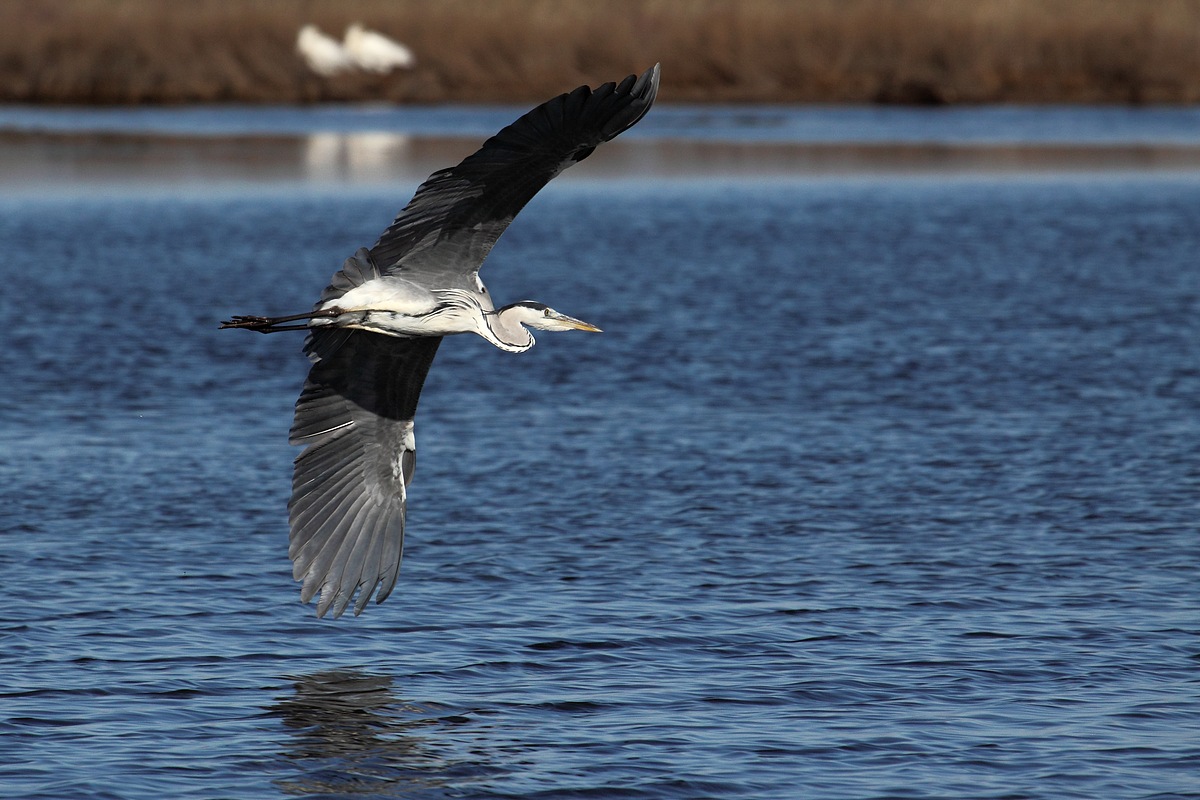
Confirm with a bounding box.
[2,108,1200,799]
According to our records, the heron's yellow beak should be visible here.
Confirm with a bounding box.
[566,318,603,332]
[556,313,603,332]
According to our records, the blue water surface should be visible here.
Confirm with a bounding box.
[1,160,1199,797]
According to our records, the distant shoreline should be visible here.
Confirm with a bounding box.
[4,0,1200,106]
[6,129,1200,197]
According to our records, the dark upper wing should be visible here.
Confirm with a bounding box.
[369,63,660,290]
[287,329,442,618]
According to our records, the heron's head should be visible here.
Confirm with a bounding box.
[501,301,602,333]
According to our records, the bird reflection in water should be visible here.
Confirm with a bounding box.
[269,669,492,796]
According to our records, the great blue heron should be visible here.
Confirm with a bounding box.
[222,64,660,618]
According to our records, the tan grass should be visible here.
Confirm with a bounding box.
[2,0,1200,104]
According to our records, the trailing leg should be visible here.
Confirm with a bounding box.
[220,308,342,333]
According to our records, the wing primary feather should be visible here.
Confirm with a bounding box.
[351,508,391,616]
[324,503,384,619]
[288,443,364,553]
[372,509,406,605]
[289,469,361,567]
[302,486,372,590]
[299,491,371,605]
[367,64,660,287]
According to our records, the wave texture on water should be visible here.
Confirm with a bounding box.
[1,177,1199,799]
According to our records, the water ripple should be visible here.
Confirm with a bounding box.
[2,177,1199,798]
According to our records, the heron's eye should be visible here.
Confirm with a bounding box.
[544,308,552,317]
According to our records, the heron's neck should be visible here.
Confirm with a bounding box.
[480,307,535,353]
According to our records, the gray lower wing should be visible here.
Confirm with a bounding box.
[287,329,442,618]
[369,64,660,289]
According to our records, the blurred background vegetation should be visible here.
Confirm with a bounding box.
[3,0,1200,104]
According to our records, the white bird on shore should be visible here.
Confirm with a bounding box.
[297,24,353,77]
[343,23,416,73]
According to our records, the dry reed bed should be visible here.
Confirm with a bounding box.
[3,0,1200,104]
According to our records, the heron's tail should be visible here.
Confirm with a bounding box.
[315,247,385,307]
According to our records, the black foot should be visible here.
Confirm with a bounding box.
[219,315,277,332]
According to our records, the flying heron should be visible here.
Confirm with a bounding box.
[222,64,661,618]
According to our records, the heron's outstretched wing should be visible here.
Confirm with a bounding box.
[369,63,660,290]
[288,329,442,618]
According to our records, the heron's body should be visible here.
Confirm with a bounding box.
[222,64,660,618]
[328,275,441,319]
[315,277,450,337]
